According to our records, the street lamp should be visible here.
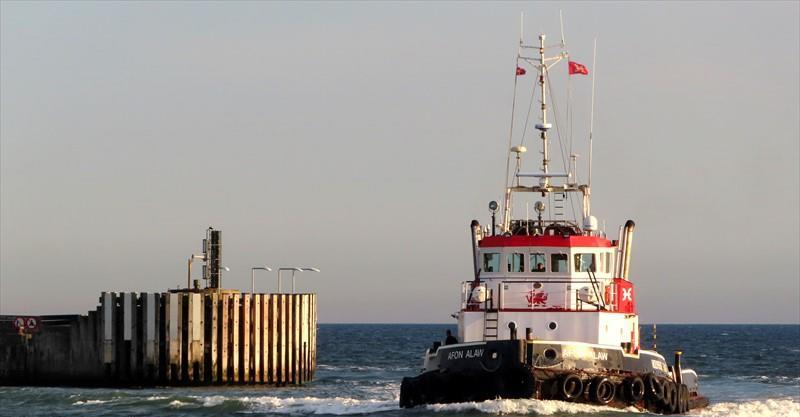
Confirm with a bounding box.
[251,266,273,294]
[292,267,320,293]
[277,267,302,293]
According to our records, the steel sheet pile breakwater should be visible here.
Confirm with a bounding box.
[0,292,317,387]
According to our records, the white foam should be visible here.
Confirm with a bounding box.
[692,399,800,417]
[73,399,110,405]
[242,396,397,415]
[199,395,227,407]
[169,400,188,408]
[426,398,635,415]
[145,395,168,401]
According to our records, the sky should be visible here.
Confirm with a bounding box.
[1,1,798,324]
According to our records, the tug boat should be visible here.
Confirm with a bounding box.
[399,23,709,415]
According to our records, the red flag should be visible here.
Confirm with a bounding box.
[568,61,589,76]
[516,66,526,76]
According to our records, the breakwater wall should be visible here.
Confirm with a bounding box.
[0,291,316,386]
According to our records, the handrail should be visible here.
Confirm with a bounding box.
[461,278,624,312]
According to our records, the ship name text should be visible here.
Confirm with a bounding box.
[447,348,484,361]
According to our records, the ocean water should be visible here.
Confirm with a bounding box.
[1,324,797,417]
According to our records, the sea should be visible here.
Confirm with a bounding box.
[1,324,798,417]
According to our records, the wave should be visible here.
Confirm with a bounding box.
[169,399,189,408]
[72,399,111,405]
[727,375,800,386]
[317,364,414,372]
[242,396,398,415]
[692,398,800,417]
[145,395,169,401]
[426,398,635,415]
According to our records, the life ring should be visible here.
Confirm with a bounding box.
[558,373,584,401]
[588,376,616,405]
[623,376,645,403]
[644,373,664,403]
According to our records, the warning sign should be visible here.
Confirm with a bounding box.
[12,316,41,333]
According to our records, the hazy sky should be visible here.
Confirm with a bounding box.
[1,1,798,323]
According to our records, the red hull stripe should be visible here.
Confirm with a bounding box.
[479,235,613,248]
[462,308,632,314]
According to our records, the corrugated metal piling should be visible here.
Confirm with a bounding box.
[1,227,319,387]
[0,291,316,386]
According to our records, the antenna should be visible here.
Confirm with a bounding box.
[502,12,525,233]
[559,10,566,47]
[588,37,597,200]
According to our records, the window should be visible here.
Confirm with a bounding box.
[508,253,525,272]
[483,253,501,272]
[551,254,568,272]
[531,253,546,272]
[605,253,611,273]
[574,253,596,272]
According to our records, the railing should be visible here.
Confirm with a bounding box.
[461,278,621,312]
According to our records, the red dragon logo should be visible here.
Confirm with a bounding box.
[526,290,548,307]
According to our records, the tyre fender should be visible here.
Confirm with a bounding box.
[662,381,679,413]
[588,376,616,405]
[558,373,584,401]
[644,373,664,402]
[623,376,645,403]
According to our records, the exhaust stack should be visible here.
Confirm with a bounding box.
[470,220,481,282]
[620,220,636,280]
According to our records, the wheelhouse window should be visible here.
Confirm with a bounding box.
[508,253,525,272]
[531,253,546,272]
[483,253,501,273]
[551,254,568,273]
[574,253,596,272]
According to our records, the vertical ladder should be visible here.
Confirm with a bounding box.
[553,192,566,219]
[483,310,499,341]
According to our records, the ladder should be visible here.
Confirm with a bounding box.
[587,270,606,310]
[483,310,499,340]
[553,192,566,219]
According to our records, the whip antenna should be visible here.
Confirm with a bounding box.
[588,37,597,215]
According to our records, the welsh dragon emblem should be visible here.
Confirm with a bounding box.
[526,290,548,307]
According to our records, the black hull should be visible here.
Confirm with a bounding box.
[399,340,709,415]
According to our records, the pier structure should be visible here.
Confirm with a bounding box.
[0,228,318,387]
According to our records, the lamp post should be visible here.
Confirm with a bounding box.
[292,267,320,293]
[187,254,205,289]
[277,267,302,293]
[251,266,273,294]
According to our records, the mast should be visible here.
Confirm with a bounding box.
[537,34,551,188]
[501,20,599,232]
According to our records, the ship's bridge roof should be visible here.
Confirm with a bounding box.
[479,235,613,248]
